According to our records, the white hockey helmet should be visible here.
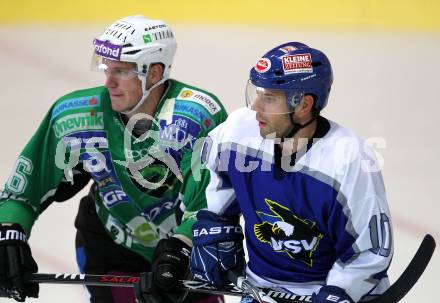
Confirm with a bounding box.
[92,15,177,114]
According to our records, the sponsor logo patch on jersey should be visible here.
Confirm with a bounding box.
[282,53,313,74]
[203,118,212,128]
[253,198,323,267]
[142,199,180,222]
[63,130,108,149]
[179,90,193,99]
[177,88,220,115]
[159,118,204,148]
[79,150,116,183]
[100,189,130,208]
[52,112,104,138]
[160,121,195,148]
[174,102,211,127]
[51,96,100,120]
[79,150,129,209]
[255,58,271,73]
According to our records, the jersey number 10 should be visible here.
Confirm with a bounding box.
[369,213,392,257]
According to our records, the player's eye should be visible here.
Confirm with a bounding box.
[262,95,278,103]
[114,68,131,77]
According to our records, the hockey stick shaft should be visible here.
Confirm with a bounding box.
[29,273,311,303]
[367,234,436,303]
[30,234,435,303]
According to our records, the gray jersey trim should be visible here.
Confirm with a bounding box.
[294,166,362,265]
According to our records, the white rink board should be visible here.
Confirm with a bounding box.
[0,25,438,303]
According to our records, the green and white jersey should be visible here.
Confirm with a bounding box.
[0,79,227,261]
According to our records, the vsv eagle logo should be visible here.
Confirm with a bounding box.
[253,199,324,266]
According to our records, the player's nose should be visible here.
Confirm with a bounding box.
[251,96,265,112]
[104,73,118,88]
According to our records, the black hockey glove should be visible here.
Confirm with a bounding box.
[135,237,191,303]
[312,285,354,303]
[0,223,39,302]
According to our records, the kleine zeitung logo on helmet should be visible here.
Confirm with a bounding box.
[255,58,271,73]
[93,39,122,61]
[282,53,313,74]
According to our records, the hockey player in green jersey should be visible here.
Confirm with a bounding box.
[0,15,227,303]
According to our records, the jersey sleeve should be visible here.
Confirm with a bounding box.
[199,121,241,218]
[173,93,228,238]
[326,146,393,302]
[0,102,91,235]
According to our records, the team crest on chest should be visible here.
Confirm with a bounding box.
[254,199,324,267]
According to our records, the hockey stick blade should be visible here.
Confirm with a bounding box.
[29,234,435,303]
[368,233,436,303]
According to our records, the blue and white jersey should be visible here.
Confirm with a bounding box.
[202,108,393,302]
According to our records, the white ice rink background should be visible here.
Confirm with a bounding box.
[0,24,439,302]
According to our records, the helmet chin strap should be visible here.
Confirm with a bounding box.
[121,78,167,116]
[283,112,316,140]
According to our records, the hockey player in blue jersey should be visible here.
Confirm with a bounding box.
[190,42,393,303]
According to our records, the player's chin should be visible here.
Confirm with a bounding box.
[110,99,129,112]
[259,127,273,138]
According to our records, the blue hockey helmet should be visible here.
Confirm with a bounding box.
[246,42,333,114]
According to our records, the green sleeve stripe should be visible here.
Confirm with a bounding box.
[0,201,36,235]
[174,217,196,240]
